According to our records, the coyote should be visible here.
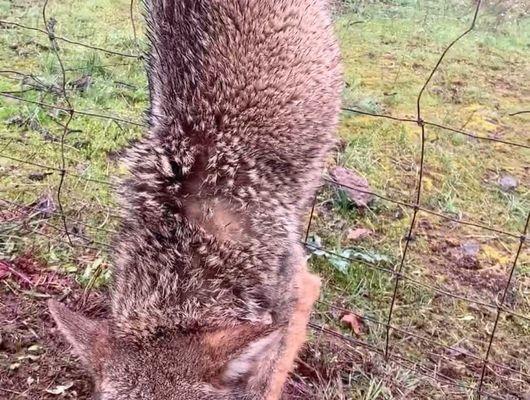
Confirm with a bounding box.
[49,1,341,399]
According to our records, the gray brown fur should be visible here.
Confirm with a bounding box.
[49,0,342,399]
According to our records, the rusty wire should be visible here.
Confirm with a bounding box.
[42,0,74,246]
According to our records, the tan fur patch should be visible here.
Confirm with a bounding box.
[203,324,260,349]
[184,199,247,243]
[266,259,321,400]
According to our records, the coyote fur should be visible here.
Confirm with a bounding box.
[49,1,342,399]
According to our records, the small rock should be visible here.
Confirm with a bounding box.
[346,228,372,241]
[498,175,517,192]
[68,75,92,92]
[461,241,480,257]
[452,241,480,270]
[394,208,405,220]
[329,166,374,207]
[28,172,53,181]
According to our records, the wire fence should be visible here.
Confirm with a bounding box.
[0,0,528,399]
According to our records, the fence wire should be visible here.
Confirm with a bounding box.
[0,0,528,399]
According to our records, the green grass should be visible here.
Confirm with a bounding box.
[1,0,529,399]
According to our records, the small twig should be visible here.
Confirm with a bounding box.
[0,387,28,397]
[0,260,33,286]
[81,263,103,306]
[130,0,138,44]
[508,110,529,117]
[42,0,74,246]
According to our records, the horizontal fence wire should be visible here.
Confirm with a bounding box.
[0,19,142,59]
[317,300,530,381]
[341,107,529,150]
[0,0,528,399]
[2,149,524,238]
[3,197,529,325]
[308,323,506,400]
[0,93,146,127]
[323,177,525,240]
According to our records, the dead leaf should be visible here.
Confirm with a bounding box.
[0,259,32,286]
[445,346,471,360]
[28,344,42,352]
[68,74,92,92]
[0,200,30,223]
[31,195,56,218]
[28,172,53,181]
[45,381,74,395]
[329,167,374,207]
[9,362,21,371]
[17,354,40,361]
[450,242,480,270]
[346,228,372,241]
[340,313,363,336]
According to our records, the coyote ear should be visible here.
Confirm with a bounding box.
[220,329,281,387]
[48,300,109,367]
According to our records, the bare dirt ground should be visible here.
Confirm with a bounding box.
[0,255,102,399]
[0,267,335,400]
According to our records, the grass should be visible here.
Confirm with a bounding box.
[1,0,529,399]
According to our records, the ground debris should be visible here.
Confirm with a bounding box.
[498,174,518,192]
[329,166,374,207]
[346,227,372,241]
[67,75,92,92]
[340,313,364,336]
